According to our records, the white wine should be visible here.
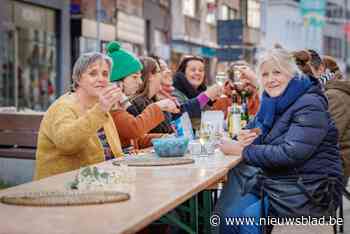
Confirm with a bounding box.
[199,132,210,145]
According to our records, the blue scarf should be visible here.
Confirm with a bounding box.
[255,75,312,137]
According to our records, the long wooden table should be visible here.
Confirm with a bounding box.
[0,152,241,234]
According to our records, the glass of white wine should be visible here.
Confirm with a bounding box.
[216,73,227,98]
[199,122,213,156]
[216,75,226,86]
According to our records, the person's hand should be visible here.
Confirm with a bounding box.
[223,81,234,97]
[98,85,124,112]
[157,85,175,100]
[118,92,132,110]
[219,139,244,156]
[155,99,180,113]
[237,129,258,146]
[205,84,223,100]
[239,66,258,88]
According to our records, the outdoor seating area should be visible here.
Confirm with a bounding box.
[0,6,349,232]
[0,113,43,160]
[0,150,242,234]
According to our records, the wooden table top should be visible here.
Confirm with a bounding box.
[0,153,241,234]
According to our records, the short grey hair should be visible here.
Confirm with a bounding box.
[256,47,300,80]
[71,52,113,90]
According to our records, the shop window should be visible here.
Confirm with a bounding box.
[159,0,170,8]
[206,0,217,24]
[0,31,15,107]
[17,28,57,111]
[183,0,196,17]
[247,0,260,29]
[0,2,58,111]
[221,5,229,20]
[79,36,99,54]
[324,36,343,59]
[221,4,238,20]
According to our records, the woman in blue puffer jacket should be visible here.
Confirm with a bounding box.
[217,47,343,234]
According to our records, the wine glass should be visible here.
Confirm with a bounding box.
[199,122,216,156]
[212,123,224,148]
[216,75,226,86]
[216,73,228,98]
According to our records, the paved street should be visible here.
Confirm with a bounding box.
[343,183,350,233]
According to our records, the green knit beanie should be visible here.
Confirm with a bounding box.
[106,41,143,82]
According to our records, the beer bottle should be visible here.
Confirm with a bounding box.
[240,91,249,127]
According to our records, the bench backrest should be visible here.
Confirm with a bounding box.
[0,113,44,148]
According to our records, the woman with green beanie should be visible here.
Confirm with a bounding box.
[106,41,144,97]
[106,41,180,150]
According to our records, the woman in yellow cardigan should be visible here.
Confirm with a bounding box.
[34,52,124,180]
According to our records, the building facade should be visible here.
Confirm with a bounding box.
[216,0,241,73]
[143,0,171,61]
[115,0,145,55]
[171,0,218,82]
[323,0,349,73]
[260,0,323,54]
[240,0,261,64]
[261,0,349,74]
[70,0,116,63]
[0,0,70,111]
[71,0,145,63]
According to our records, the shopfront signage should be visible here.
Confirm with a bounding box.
[217,19,243,46]
[14,2,55,32]
[300,0,326,28]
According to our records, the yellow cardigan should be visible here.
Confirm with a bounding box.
[34,93,123,180]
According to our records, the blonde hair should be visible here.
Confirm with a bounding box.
[257,47,300,80]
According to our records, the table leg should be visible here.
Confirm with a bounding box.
[161,213,196,234]
[202,190,213,234]
[189,194,199,233]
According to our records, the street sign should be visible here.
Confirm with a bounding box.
[217,19,243,46]
[217,48,243,62]
[300,0,326,28]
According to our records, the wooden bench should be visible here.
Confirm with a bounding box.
[0,113,43,160]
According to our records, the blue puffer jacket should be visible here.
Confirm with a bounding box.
[243,82,343,197]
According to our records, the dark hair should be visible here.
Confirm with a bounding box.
[132,56,160,99]
[293,50,313,76]
[149,54,161,68]
[176,55,205,74]
[307,49,323,70]
[323,55,344,80]
[293,49,323,77]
